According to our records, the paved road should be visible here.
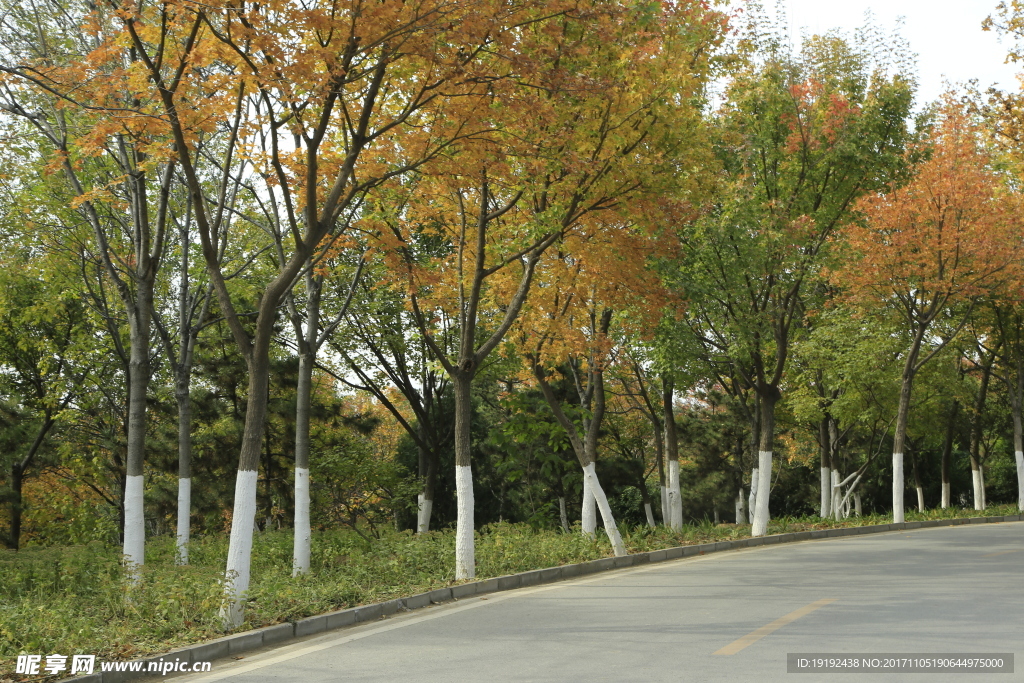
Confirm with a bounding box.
[183,522,1023,682]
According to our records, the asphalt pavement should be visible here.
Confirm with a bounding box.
[180,521,1024,682]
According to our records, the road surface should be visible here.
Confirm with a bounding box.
[182,522,1023,682]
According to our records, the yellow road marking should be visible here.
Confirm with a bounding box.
[982,549,1024,558]
[713,599,836,655]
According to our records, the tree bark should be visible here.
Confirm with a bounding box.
[910,446,924,512]
[532,353,625,556]
[751,386,779,537]
[175,374,193,565]
[416,416,439,534]
[123,282,153,573]
[221,287,288,627]
[581,477,596,537]
[663,376,682,530]
[891,326,926,524]
[452,372,475,578]
[969,350,994,511]
[819,419,831,518]
[291,273,320,576]
[940,401,957,509]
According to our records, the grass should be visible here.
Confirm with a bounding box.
[2,504,1019,679]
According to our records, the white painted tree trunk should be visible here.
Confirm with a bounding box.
[175,477,190,565]
[972,468,983,511]
[735,487,747,524]
[748,467,758,525]
[751,452,772,536]
[221,469,258,629]
[644,502,655,528]
[974,466,983,509]
[559,497,569,533]
[455,465,474,579]
[660,485,668,526]
[831,470,842,520]
[292,467,310,576]
[819,466,831,518]
[916,486,925,512]
[892,452,905,523]
[854,492,862,516]
[583,463,625,556]
[941,482,950,509]
[667,460,682,530]
[582,477,597,537]
[1016,451,1024,511]
[417,493,433,534]
[123,474,145,573]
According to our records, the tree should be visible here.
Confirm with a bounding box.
[834,101,1023,522]
[0,0,183,571]
[666,25,916,535]
[373,0,724,577]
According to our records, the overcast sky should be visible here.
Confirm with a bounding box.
[743,0,1021,105]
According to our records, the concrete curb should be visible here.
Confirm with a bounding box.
[77,513,1024,682]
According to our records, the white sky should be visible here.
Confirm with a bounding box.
[747,0,1022,106]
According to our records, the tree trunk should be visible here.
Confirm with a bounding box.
[828,418,841,518]
[292,347,314,575]
[175,375,193,565]
[751,387,779,537]
[637,472,656,528]
[663,377,682,530]
[559,497,569,532]
[291,271,322,576]
[651,412,666,525]
[980,465,986,509]
[735,486,747,524]
[748,467,758,525]
[818,420,831,518]
[582,463,625,555]
[416,442,437,534]
[910,448,924,512]
[581,477,596,537]
[970,457,982,510]
[940,401,957,509]
[747,401,760,526]
[532,354,624,556]
[123,283,153,573]
[220,306,279,628]
[831,469,842,520]
[451,371,476,579]
[6,415,55,551]
[969,354,993,511]
[892,329,925,524]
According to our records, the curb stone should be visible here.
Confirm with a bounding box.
[95,515,1022,682]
